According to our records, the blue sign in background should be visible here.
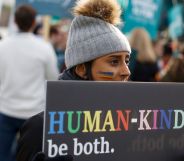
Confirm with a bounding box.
[169,4,184,39]
[16,0,75,18]
[122,0,164,39]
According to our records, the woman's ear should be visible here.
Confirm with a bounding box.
[75,64,87,79]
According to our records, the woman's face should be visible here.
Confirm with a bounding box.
[91,51,130,81]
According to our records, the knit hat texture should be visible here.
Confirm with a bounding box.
[65,0,131,69]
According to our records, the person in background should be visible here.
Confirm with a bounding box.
[155,41,174,81]
[49,25,65,72]
[129,28,159,82]
[49,21,70,73]
[152,35,166,59]
[158,35,184,82]
[159,56,184,82]
[160,41,173,69]
[0,5,59,161]
[177,34,184,57]
[16,0,131,161]
[33,23,43,36]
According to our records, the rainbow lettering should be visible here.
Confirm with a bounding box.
[48,109,184,135]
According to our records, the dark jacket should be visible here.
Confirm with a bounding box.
[131,60,159,82]
[16,70,80,161]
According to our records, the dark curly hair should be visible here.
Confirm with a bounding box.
[15,5,36,32]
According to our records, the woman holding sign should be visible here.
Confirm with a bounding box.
[16,0,131,161]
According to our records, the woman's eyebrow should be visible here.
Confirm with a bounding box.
[108,54,130,59]
[108,55,121,59]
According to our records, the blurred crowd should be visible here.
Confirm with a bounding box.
[1,24,183,82]
[1,5,184,83]
[1,14,183,83]
[129,28,184,82]
[31,23,184,83]
[32,19,71,73]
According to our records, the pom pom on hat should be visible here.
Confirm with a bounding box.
[73,0,122,25]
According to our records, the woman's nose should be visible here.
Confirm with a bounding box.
[120,64,131,80]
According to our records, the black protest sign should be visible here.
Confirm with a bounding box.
[43,81,184,161]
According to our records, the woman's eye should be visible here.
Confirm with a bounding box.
[110,59,119,66]
[125,59,130,66]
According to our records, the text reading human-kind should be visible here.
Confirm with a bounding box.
[48,109,184,134]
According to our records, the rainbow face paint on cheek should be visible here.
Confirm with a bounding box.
[98,71,114,79]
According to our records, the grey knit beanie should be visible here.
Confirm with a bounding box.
[65,0,131,69]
